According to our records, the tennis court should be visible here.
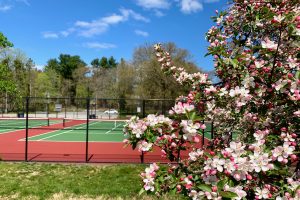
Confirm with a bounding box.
[23,120,126,142]
[0,117,212,163]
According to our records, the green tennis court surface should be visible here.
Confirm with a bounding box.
[27,120,127,142]
[0,118,62,133]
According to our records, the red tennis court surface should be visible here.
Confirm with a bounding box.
[0,119,210,163]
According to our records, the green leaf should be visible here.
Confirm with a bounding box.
[229,59,238,68]
[219,191,238,198]
[217,179,227,191]
[296,70,300,80]
[197,184,212,192]
[170,188,177,195]
[158,176,164,182]
[227,179,234,187]
[189,111,196,120]
[138,188,144,196]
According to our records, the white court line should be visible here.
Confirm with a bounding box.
[4,119,65,138]
[37,121,101,141]
[18,121,90,141]
[0,129,22,134]
[18,121,122,141]
[37,123,88,141]
[105,123,123,134]
[18,128,62,141]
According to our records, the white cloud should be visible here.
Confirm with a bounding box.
[180,0,203,14]
[74,8,149,37]
[135,30,149,37]
[0,0,30,12]
[42,8,149,39]
[83,42,117,49]
[60,28,75,37]
[42,32,59,39]
[136,0,170,9]
[0,5,12,12]
[120,8,150,22]
[101,14,125,24]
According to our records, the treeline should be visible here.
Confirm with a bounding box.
[0,32,204,103]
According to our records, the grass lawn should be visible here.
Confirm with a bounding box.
[0,162,184,200]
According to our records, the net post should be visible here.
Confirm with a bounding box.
[85,97,90,163]
[47,118,50,126]
[25,97,29,162]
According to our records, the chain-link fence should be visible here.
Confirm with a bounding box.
[1,96,201,163]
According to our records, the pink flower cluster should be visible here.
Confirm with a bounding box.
[141,163,159,191]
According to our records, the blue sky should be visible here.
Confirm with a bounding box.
[0,0,227,71]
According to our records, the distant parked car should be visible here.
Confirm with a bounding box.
[103,109,118,114]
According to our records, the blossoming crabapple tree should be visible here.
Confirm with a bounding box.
[124,0,300,199]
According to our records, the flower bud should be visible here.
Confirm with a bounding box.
[288,73,293,79]
[246,174,252,180]
[282,159,288,164]
[234,173,241,180]
[210,169,217,175]
[290,154,297,161]
[281,127,287,132]
[287,178,293,184]
[284,192,291,198]
[281,133,286,138]
[212,186,218,192]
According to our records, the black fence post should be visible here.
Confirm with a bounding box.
[142,100,145,118]
[140,151,144,164]
[64,102,67,118]
[25,97,29,162]
[85,97,90,162]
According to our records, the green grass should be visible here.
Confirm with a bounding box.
[0,162,184,200]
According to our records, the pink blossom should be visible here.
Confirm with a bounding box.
[261,38,278,50]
